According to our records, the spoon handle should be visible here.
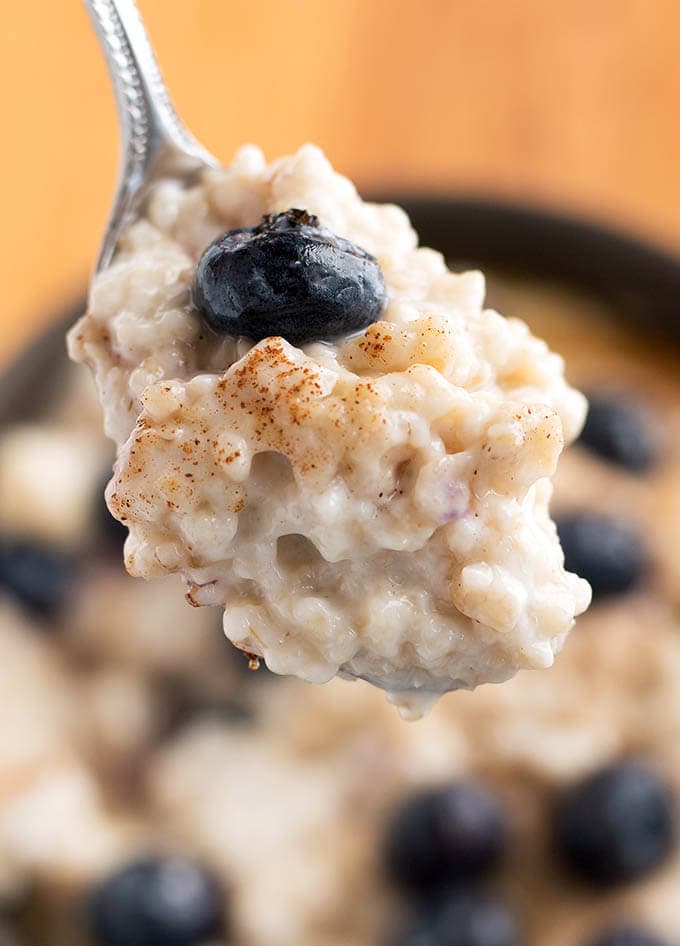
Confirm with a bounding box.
[83,0,217,269]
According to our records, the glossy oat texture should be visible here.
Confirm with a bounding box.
[68,145,590,714]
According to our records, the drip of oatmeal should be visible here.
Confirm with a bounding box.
[68,144,591,716]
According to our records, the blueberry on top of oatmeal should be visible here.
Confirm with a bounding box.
[579,391,661,473]
[394,888,518,946]
[555,760,676,886]
[0,538,73,617]
[192,208,387,345]
[587,926,670,946]
[88,856,225,946]
[384,782,508,892]
[556,513,646,599]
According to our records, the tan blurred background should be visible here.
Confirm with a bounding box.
[1,0,679,363]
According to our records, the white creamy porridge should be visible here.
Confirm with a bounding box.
[68,144,590,714]
[0,271,678,946]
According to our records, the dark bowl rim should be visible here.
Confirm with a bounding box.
[395,194,680,310]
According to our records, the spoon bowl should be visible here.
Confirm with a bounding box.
[84,0,218,272]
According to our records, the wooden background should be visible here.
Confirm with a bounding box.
[1,0,679,363]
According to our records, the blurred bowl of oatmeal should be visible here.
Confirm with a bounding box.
[0,197,679,946]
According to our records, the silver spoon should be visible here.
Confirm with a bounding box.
[84,0,218,272]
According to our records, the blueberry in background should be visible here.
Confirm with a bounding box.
[192,208,387,345]
[579,391,661,473]
[88,856,226,946]
[586,925,670,946]
[0,538,73,618]
[555,760,676,887]
[394,888,518,946]
[384,781,508,892]
[556,513,646,599]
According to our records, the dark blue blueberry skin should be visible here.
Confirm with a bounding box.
[88,857,225,946]
[384,781,508,892]
[394,888,518,946]
[586,926,670,946]
[555,760,676,887]
[192,208,387,345]
[579,391,661,473]
[0,539,73,618]
[556,513,646,599]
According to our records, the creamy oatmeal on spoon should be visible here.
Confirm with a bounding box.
[68,143,590,715]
